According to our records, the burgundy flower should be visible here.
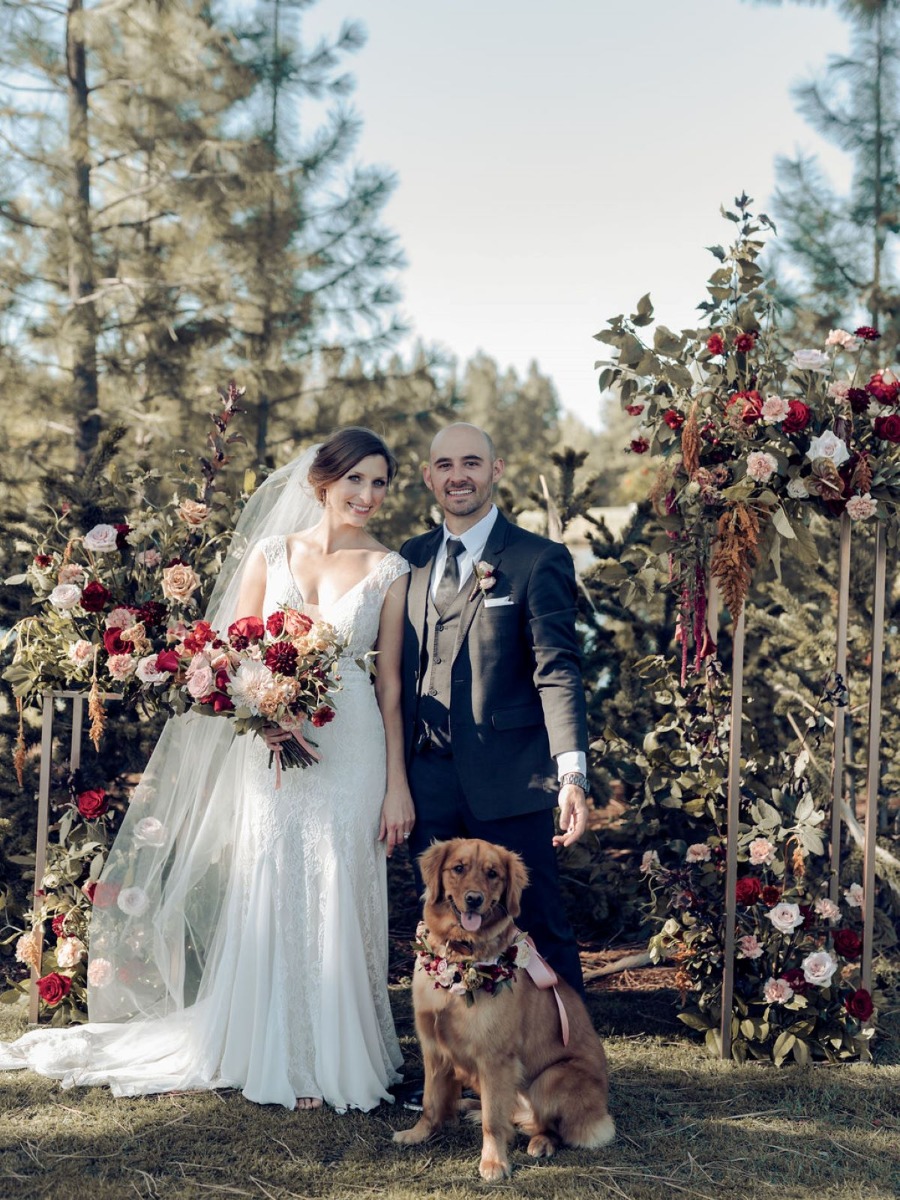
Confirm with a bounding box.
[138,601,167,629]
[873,413,900,443]
[782,400,812,433]
[781,967,810,996]
[103,628,127,656]
[80,580,111,612]
[154,649,180,674]
[266,611,286,637]
[833,928,863,959]
[310,705,336,728]
[734,332,756,354]
[36,972,72,1007]
[663,409,685,431]
[228,615,266,650]
[114,523,131,551]
[215,669,230,693]
[761,885,782,907]
[735,877,762,905]
[265,642,299,675]
[866,371,900,404]
[182,621,215,654]
[706,333,725,356]
[81,880,98,904]
[210,692,234,713]
[854,326,881,341]
[34,554,52,568]
[734,389,763,424]
[625,404,645,416]
[845,988,874,1021]
[848,387,870,414]
[76,788,108,819]
[799,904,815,929]
[630,438,650,455]
[51,913,69,938]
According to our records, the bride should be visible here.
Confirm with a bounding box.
[0,427,415,1112]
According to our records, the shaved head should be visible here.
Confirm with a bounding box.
[430,423,495,464]
[424,423,505,531]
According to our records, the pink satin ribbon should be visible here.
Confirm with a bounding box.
[521,933,570,1047]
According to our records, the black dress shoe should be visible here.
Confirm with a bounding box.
[391,1079,424,1111]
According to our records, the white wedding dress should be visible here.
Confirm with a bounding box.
[0,539,408,1111]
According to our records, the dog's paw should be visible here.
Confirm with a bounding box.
[526,1133,558,1159]
[479,1157,512,1181]
[393,1125,432,1147]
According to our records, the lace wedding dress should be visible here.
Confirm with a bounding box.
[0,539,408,1112]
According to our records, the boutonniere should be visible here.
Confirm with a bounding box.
[469,560,497,601]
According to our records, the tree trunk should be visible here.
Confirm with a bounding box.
[66,0,100,467]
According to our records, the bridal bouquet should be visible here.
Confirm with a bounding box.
[143,608,348,770]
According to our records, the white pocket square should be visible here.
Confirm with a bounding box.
[484,595,515,607]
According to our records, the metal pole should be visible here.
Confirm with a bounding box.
[29,695,55,1024]
[830,513,852,903]
[720,605,746,1060]
[861,524,887,994]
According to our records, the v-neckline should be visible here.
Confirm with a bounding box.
[283,537,389,614]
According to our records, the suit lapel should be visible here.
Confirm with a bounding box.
[451,512,512,664]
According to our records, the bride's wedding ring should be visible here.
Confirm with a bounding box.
[402,832,410,839]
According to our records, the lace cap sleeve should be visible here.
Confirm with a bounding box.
[257,535,287,568]
[375,551,410,593]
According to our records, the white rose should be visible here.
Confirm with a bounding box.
[133,817,167,847]
[49,584,82,611]
[802,949,839,987]
[136,655,168,685]
[56,937,87,969]
[791,349,830,373]
[787,477,810,499]
[116,886,150,917]
[807,431,850,467]
[82,524,120,553]
[765,902,804,934]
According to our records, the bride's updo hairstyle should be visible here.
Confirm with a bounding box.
[308,427,398,503]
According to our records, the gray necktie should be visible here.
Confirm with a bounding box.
[435,538,464,611]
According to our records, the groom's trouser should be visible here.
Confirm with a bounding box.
[407,746,584,995]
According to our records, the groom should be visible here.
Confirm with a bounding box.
[400,422,589,992]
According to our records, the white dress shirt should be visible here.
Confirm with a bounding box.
[431,506,586,782]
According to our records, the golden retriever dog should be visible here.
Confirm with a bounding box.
[394,838,614,1181]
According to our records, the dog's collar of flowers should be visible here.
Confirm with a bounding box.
[413,921,532,1004]
[468,560,497,601]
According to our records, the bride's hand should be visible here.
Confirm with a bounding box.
[261,726,294,751]
[378,788,415,859]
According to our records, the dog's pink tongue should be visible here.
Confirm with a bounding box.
[461,911,483,932]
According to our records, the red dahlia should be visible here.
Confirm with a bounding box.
[265,642,299,675]
[310,705,336,728]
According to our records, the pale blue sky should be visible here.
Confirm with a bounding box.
[305,0,852,427]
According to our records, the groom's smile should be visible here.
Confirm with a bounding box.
[423,423,505,530]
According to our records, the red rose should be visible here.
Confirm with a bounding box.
[782,400,812,433]
[76,788,108,819]
[103,627,127,656]
[228,615,266,650]
[866,370,900,404]
[833,928,863,959]
[706,333,725,356]
[630,438,650,455]
[91,881,121,908]
[182,621,215,655]
[310,705,336,728]
[663,409,685,431]
[34,554,53,568]
[873,413,900,443]
[781,967,810,996]
[735,389,763,424]
[734,332,756,353]
[625,404,645,416]
[80,580,111,612]
[854,326,880,341]
[155,649,180,674]
[845,988,874,1021]
[761,885,782,907]
[215,668,230,692]
[51,913,69,938]
[36,972,72,1007]
[211,692,234,713]
[735,877,762,905]
[266,611,286,637]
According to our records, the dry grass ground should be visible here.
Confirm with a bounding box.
[1,984,898,1200]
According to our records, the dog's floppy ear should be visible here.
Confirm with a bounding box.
[418,840,452,905]
[502,849,529,919]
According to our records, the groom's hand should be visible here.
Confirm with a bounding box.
[552,784,588,848]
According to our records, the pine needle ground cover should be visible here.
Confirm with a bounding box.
[2,986,898,1200]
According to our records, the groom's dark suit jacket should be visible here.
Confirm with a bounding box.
[400,511,588,820]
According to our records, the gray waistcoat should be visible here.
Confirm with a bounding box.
[416,581,469,752]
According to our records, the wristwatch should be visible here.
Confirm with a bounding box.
[559,771,590,795]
